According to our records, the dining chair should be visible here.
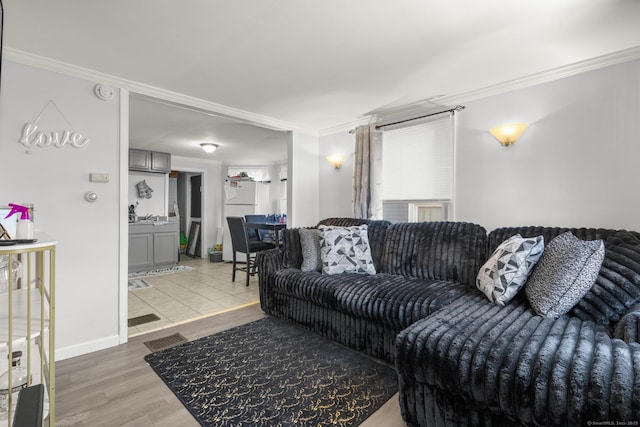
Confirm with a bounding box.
[226,216,276,286]
[244,214,269,241]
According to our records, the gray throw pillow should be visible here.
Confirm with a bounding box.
[318,225,376,275]
[299,228,322,272]
[476,234,544,305]
[525,232,605,318]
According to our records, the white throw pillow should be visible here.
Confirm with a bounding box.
[476,234,544,305]
[318,225,376,275]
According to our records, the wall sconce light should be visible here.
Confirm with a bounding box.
[326,154,345,169]
[489,123,529,146]
[200,143,219,153]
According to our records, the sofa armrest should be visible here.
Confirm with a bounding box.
[256,248,285,311]
[395,296,640,424]
[614,303,640,343]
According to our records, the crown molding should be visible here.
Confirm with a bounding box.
[319,45,640,135]
[318,116,373,137]
[6,45,640,137]
[3,48,304,133]
[437,45,640,106]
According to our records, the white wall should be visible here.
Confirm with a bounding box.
[288,131,320,227]
[319,131,353,219]
[128,170,168,217]
[316,59,640,233]
[0,61,122,359]
[456,59,640,231]
[267,163,287,214]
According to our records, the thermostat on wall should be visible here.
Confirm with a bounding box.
[90,173,109,183]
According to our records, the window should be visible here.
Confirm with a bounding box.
[380,115,454,222]
[382,200,450,223]
[227,167,271,182]
[409,201,449,221]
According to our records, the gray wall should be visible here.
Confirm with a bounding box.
[0,61,121,359]
[456,58,640,231]
[288,131,321,227]
[318,131,354,219]
[318,58,640,232]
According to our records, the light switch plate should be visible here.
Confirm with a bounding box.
[90,173,109,183]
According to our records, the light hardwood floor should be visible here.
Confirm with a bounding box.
[57,303,406,426]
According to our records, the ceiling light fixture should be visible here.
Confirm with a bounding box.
[489,123,529,147]
[200,143,219,153]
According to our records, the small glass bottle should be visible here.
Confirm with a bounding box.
[0,351,30,417]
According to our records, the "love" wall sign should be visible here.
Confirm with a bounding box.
[20,100,91,153]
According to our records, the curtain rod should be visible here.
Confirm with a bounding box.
[373,105,465,130]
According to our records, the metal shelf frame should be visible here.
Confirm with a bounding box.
[0,236,55,426]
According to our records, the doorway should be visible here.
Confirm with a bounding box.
[125,92,289,339]
[171,171,203,258]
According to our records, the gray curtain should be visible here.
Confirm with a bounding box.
[353,125,371,219]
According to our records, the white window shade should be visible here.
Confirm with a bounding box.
[382,118,453,200]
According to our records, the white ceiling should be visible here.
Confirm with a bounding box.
[3,0,640,162]
[129,94,288,164]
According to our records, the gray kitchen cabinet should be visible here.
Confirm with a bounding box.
[129,148,151,170]
[153,231,179,266]
[128,232,153,271]
[129,222,179,273]
[129,149,171,173]
[150,151,171,173]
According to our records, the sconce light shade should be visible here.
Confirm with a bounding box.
[326,154,345,169]
[200,143,219,153]
[489,123,529,146]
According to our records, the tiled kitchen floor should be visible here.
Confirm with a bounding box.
[128,257,260,337]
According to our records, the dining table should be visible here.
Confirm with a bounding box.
[245,221,287,248]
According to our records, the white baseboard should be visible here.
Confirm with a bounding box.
[56,334,121,361]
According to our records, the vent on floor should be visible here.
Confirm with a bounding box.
[128,313,161,327]
[144,333,188,352]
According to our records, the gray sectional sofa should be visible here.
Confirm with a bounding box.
[256,219,640,426]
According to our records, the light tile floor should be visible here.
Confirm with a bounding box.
[128,257,260,337]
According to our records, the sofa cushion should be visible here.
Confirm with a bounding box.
[333,274,477,329]
[270,269,476,330]
[271,269,345,309]
[299,228,322,272]
[572,231,640,323]
[476,234,544,305]
[394,293,635,425]
[525,232,605,318]
[614,303,640,343]
[318,225,376,275]
[380,221,487,286]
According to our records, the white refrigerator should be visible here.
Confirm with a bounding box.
[223,180,269,262]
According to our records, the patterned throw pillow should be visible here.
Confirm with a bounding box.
[299,228,322,272]
[476,234,544,305]
[525,232,605,318]
[318,225,376,275]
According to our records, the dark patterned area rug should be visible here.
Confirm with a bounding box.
[144,317,398,426]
